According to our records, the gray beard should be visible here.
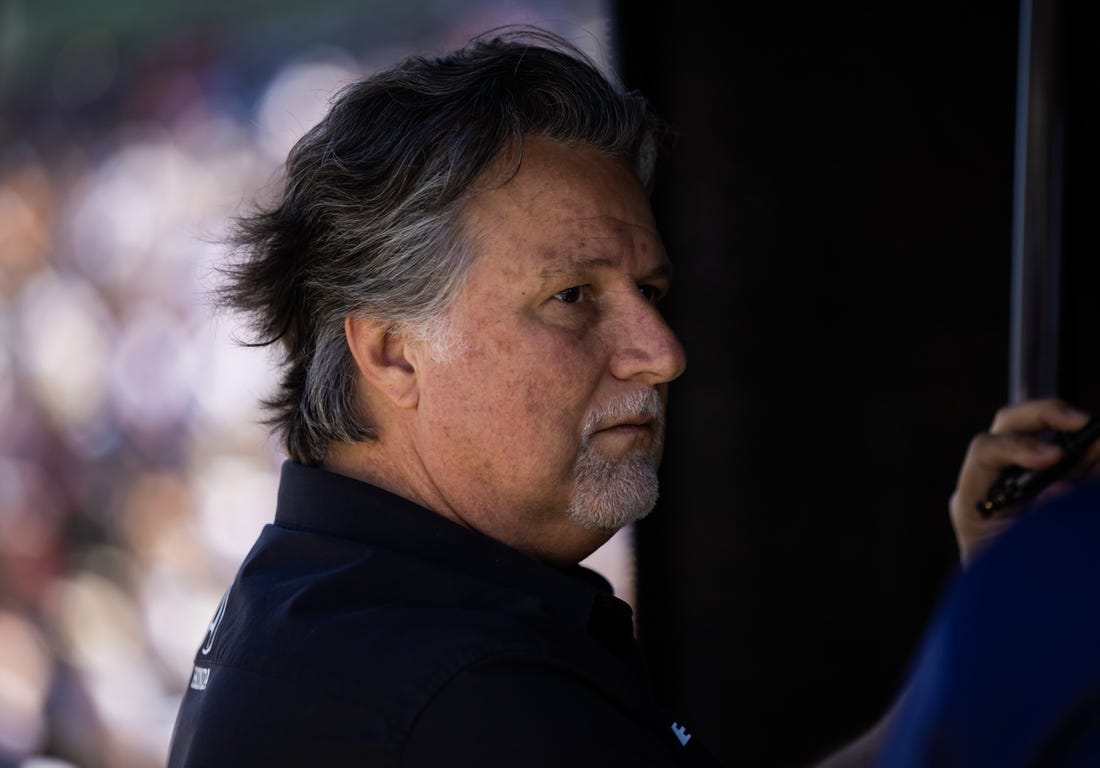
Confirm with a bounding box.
[566,389,665,531]
[566,448,661,531]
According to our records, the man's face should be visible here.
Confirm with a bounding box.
[407,136,687,565]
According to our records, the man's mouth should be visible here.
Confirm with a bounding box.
[594,417,653,435]
[589,417,658,450]
[580,389,665,447]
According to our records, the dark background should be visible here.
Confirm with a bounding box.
[617,2,1097,766]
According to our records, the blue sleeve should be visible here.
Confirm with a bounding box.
[875,479,1100,768]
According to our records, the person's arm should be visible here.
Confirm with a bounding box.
[809,398,1096,768]
[874,476,1100,767]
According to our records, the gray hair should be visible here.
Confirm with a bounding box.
[217,25,664,465]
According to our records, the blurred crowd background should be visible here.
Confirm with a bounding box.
[0,2,627,766]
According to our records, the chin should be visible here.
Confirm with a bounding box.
[567,457,659,531]
[567,496,657,532]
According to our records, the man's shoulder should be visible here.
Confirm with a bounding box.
[202,531,580,697]
[178,521,628,728]
[170,551,582,766]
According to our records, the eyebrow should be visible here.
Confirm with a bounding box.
[537,256,673,282]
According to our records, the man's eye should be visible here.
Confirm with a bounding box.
[638,284,664,303]
[554,286,584,303]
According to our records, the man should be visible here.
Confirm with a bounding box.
[168,27,706,767]
[167,26,1092,767]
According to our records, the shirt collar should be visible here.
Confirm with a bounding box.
[272,460,635,654]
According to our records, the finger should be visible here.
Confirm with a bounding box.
[988,398,1091,436]
[965,431,1065,478]
[951,433,1063,526]
[951,400,1093,568]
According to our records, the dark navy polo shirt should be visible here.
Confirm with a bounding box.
[167,461,721,767]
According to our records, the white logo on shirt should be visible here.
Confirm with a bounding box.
[190,665,211,691]
[201,587,230,656]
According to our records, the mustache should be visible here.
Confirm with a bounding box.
[581,389,665,437]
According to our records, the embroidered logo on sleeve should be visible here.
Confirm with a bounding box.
[190,665,211,691]
[671,721,692,746]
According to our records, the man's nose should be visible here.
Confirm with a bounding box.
[608,297,688,384]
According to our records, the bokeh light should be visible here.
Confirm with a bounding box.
[0,3,624,766]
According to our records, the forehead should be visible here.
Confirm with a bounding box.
[462,137,666,279]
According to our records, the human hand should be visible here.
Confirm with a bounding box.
[949,398,1100,567]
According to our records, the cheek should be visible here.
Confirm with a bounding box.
[506,331,598,419]
[457,327,600,448]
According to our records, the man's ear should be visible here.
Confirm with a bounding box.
[344,316,419,409]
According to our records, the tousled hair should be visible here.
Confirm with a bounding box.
[217,25,664,465]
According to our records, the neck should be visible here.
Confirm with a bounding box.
[323,438,468,529]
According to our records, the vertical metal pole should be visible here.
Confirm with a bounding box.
[1009,0,1065,403]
